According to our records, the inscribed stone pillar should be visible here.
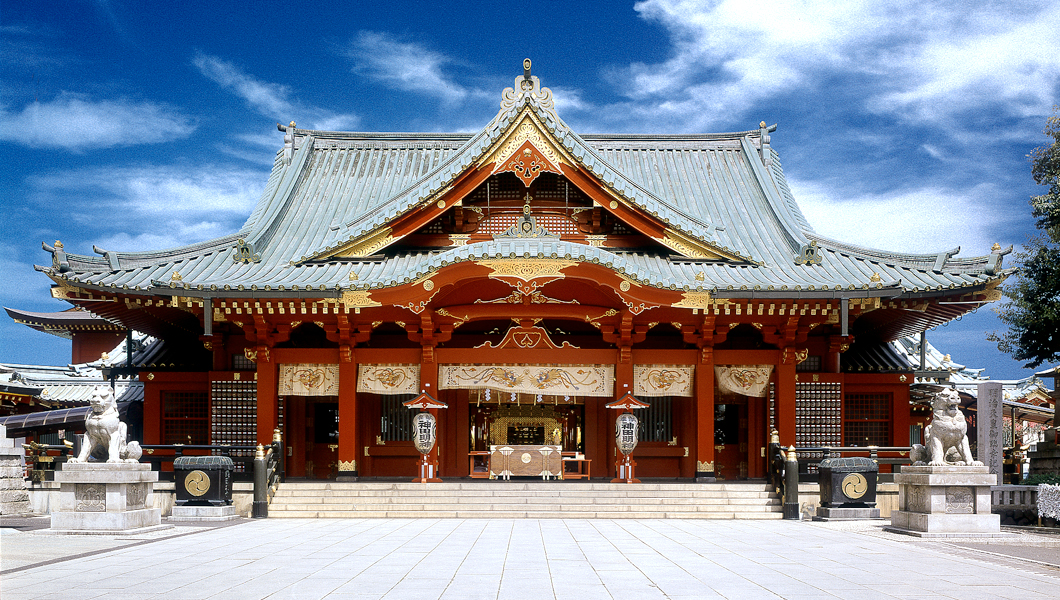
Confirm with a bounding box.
[977,382,1003,480]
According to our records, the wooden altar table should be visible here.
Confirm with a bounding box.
[489,445,562,480]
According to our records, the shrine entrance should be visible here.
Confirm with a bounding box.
[465,391,585,480]
[283,396,339,479]
[712,392,769,480]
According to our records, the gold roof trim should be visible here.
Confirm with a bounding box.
[659,228,744,262]
[479,109,574,172]
[327,227,395,259]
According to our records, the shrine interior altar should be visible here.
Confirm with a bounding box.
[489,445,562,480]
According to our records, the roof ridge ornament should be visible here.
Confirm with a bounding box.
[794,239,822,266]
[233,239,261,264]
[500,58,554,111]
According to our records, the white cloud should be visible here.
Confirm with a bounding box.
[346,31,477,104]
[617,0,1060,131]
[790,178,1024,256]
[0,243,55,306]
[0,94,194,151]
[194,52,359,131]
[28,164,267,252]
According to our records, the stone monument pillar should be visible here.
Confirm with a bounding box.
[49,386,168,534]
[0,424,31,516]
[977,381,1004,481]
[888,388,1003,537]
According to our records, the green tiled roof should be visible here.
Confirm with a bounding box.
[39,75,1009,300]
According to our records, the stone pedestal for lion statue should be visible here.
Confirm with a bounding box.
[49,386,169,534]
[0,424,31,516]
[887,389,1003,538]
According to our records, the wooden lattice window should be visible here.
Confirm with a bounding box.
[843,392,891,446]
[380,395,414,442]
[162,391,209,445]
[638,397,674,443]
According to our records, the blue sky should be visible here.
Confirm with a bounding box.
[2,1,1058,382]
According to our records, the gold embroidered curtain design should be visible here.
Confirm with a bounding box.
[279,364,339,396]
[714,365,774,398]
[633,365,694,397]
[439,364,614,397]
[356,364,420,395]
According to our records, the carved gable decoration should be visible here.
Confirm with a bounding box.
[476,323,578,350]
[484,114,569,178]
[478,259,575,296]
[496,140,562,187]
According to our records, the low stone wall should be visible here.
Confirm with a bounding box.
[796,482,898,520]
[1028,429,1060,477]
[28,480,255,517]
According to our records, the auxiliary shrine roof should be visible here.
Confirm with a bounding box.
[38,69,1009,306]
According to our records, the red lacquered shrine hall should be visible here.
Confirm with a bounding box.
[33,64,1010,482]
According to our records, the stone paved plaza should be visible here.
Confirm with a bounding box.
[2,518,1059,600]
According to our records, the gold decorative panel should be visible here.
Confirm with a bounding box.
[341,290,381,309]
[633,365,694,397]
[357,364,420,395]
[439,364,613,397]
[478,259,576,282]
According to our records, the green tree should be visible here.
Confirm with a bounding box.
[992,107,1060,369]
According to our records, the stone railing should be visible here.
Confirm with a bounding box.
[992,485,1040,526]
[991,485,1039,511]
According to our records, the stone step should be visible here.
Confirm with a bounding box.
[271,489,775,499]
[267,510,784,519]
[267,481,783,520]
[269,504,780,515]
[269,498,780,508]
[272,482,774,492]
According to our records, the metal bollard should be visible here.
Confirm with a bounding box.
[783,445,800,520]
[252,444,268,518]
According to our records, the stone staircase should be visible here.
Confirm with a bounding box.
[267,481,782,519]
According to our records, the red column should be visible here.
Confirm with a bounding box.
[421,360,441,480]
[337,355,359,480]
[695,350,716,480]
[143,379,161,444]
[892,385,911,447]
[256,352,278,445]
[613,359,634,478]
[776,351,797,448]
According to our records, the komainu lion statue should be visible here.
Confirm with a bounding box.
[69,386,142,463]
[911,388,982,467]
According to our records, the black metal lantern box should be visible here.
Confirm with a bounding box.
[818,456,878,507]
[174,455,235,506]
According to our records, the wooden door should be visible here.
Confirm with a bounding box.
[714,402,746,480]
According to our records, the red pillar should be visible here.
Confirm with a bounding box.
[256,352,278,445]
[776,349,798,448]
[613,358,634,478]
[695,350,716,480]
[337,355,359,480]
[892,385,911,447]
[143,380,161,445]
[421,359,440,480]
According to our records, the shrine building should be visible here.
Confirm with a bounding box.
[33,63,1009,482]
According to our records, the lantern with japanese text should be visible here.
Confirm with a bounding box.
[412,412,437,455]
[615,412,639,456]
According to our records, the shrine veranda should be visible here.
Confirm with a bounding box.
[32,65,1008,483]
